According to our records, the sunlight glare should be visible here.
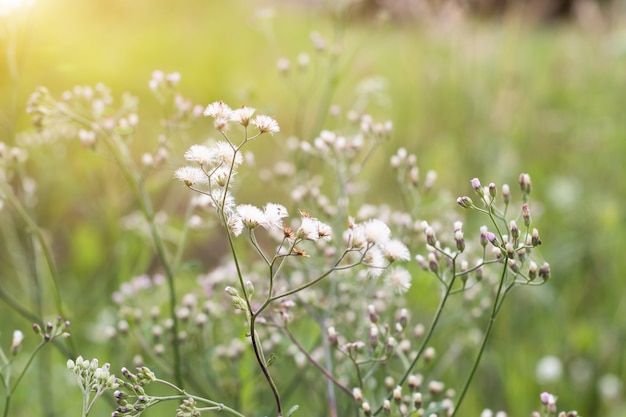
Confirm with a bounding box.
[0,0,35,17]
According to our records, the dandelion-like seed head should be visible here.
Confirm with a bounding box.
[385,266,412,294]
[230,106,256,126]
[174,166,208,187]
[252,115,280,135]
[203,101,233,119]
[236,204,267,230]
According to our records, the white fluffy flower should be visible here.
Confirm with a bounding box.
[264,203,288,230]
[363,247,386,278]
[184,144,214,165]
[212,141,242,167]
[174,166,208,187]
[362,219,391,245]
[236,204,267,229]
[384,266,412,294]
[382,239,410,262]
[230,106,256,126]
[252,115,280,135]
[203,101,233,119]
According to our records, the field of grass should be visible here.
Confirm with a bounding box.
[1,0,626,416]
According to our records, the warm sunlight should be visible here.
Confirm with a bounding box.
[0,0,34,16]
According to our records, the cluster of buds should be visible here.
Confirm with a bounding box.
[32,315,71,342]
[112,366,157,416]
[390,147,437,191]
[67,356,118,413]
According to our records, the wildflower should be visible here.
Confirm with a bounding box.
[251,115,280,135]
[212,141,242,167]
[384,266,412,294]
[236,204,267,229]
[230,106,256,126]
[363,247,386,278]
[184,144,214,165]
[362,219,391,245]
[263,203,288,230]
[174,167,208,187]
[11,330,24,354]
[471,178,483,196]
[457,196,474,209]
[381,239,410,262]
[424,226,437,247]
[519,172,532,194]
[203,101,233,119]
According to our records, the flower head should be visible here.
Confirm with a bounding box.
[174,166,208,187]
[252,115,280,135]
[230,106,256,126]
[385,266,412,294]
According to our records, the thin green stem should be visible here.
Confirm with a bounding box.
[373,266,457,416]
[451,261,508,416]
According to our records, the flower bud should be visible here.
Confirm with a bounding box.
[488,183,497,198]
[457,196,474,209]
[471,178,483,196]
[502,184,511,204]
[522,204,531,227]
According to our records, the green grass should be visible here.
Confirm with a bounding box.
[2,1,626,416]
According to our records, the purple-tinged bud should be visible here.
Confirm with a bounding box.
[368,304,379,324]
[415,254,428,270]
[479,226,489,247]
[505,242,515,259]
[424,227,437,247]
[540,392,554,406]
[519,173,532,195]
[471,178,483,196]
[509,220,520,242]
[488,182,497,198]
[369,325,379,348]
[32,323,41,334]
[507,258,519,272]
[428,252,438,273]
[532,228,542,246]
[408,374,423,391]
[398,308,409,327]
[454,230,465,252]
[528,261,538,280]
[457,196,474,209]
[539,262,550,281]
[484,231,498,247]
[522,204,531,227]
[502,184,511,204]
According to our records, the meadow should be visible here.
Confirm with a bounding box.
[1,0,625,416]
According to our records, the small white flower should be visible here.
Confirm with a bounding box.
[226,213,243,236]
[184,144,214,165]
[363,247,386,278]
[297,216,320,240]
[203,101,233,119]
[236,204,267,229]
[385,266,412,294]
[11,330,24,353]
[362,219,391,245]
[382,239,410,262]
[212,141,242,167]
[264,203,288,230]
[174,166,208,187]
[252,115,280,135]
[230,106,256,126]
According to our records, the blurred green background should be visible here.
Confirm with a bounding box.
[2,0,626,416]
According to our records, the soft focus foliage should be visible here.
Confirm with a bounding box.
[1,1,626,417]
